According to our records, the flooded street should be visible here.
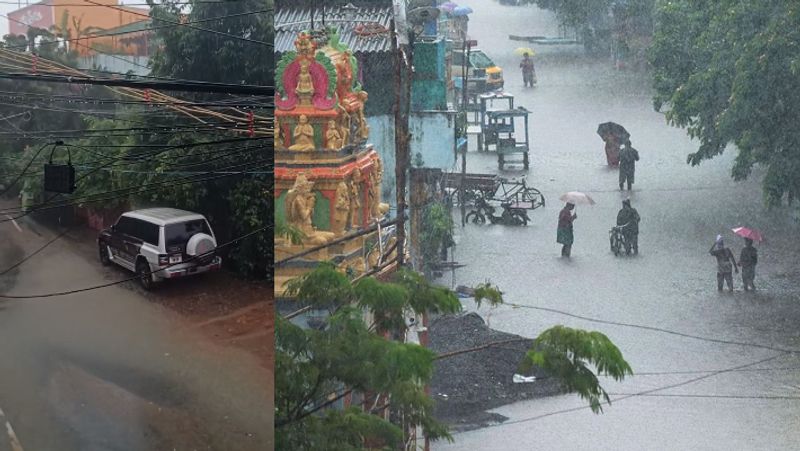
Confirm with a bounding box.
[0,216,270,450]
[434,1,800,449]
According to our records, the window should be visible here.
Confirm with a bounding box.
[116,217,158,244]
[165,220,211,247]
[469,51,494,69]
[139,221,159,245]
[452,51,464,66]
[115,216,134,236]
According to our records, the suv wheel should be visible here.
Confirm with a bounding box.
[136,260,154,290]
[99,244,110,266]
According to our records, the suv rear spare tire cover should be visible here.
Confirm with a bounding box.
[186,233,216,264]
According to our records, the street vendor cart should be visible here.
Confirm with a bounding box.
[486,108,531,170]
[477,91,514,151]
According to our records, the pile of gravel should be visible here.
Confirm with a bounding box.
[428,312,563,431]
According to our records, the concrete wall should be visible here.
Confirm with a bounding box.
[366,111,457,205]
[78,54,150,75]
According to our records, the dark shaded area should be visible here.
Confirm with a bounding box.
[429,312,563,431]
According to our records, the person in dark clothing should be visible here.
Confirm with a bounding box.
[520,53,536,87]
[557,202,576,257]
[619,140,640,190]
[709,235,738,291]
[738,238,758,291]
[616,199,641,254]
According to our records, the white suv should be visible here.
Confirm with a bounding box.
[98,208,221,290]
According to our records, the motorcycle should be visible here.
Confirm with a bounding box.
[466,197,530,226]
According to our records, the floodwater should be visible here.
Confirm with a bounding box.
[434,1,800,450]
[0,216,271,450]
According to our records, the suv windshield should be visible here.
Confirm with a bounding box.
[469,51,494,68]
[165,220,211,247]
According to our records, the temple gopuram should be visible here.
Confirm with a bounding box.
[275,30,394,297]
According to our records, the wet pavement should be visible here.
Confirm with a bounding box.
[434,2,800,449]
[0,212,271,450]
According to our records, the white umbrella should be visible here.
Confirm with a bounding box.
[559,191,596,206]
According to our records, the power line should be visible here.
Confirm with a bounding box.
[0,141,53,196]
[0,224,270,299]
[502,301,800,354]
[605,393,800,400]
[0,1,245,5]
[455,351,790,433]
[1,8,272,53]
[83,0,272,46]
[0,136,268,213]
[0,159,272,220]
[0,90,273,108]
[0,72,274,95]
[0,227,71,276]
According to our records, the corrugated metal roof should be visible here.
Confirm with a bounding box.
[274,6,394,54]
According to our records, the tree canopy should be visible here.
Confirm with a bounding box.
[276,265,632,449]
[650,0,800,205]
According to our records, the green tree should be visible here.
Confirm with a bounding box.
[276,266,633,449]
[650,0,800,205]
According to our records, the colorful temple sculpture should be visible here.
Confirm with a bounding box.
[275,30,393,297]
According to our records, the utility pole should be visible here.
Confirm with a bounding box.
[459,39,472,227]
[391,19,411,267]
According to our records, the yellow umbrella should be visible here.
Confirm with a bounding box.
[514,47,535,56]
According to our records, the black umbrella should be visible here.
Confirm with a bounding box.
[597,122,630,142]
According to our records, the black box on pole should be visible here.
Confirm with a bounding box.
[43,163,76,194]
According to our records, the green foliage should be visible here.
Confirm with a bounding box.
[276,298,451,449]
[149,0,273,85]
[283,262,355,311]
[419,200,454,275]
[472,281,504,309]
[523,325,633,413]
[315,51,338,98]
[391,268,462,316]
[650,0,800,205]
[278,267,630,447]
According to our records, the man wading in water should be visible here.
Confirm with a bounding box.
[710,235,738,291]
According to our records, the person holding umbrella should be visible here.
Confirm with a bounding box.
[556,192,595,258]
[520,52,536,88]
[733,227,762,291]
[709,235,738,292]
[596,122,629,168]
[557,202,577,257]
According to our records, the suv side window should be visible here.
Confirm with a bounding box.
[139,221,159,246]
[115,216,134,236]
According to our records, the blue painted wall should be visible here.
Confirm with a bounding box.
[366,112,457,206]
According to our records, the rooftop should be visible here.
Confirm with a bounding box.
[274,5,393,54]
[124,208,206,226]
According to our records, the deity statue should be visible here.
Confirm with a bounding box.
[296,58,315,107]
[325,119,344,150]
[294,33,315,57]
[275,116,285,150]
[288,114,315,151]
[335,55,354,103]
[348,168,362,230]
[332,181,350,235]
[355,91,370,140]
[373,157,390,215]
[284,174,335,245]
[368,168,380,219]
[337,108,351,145]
